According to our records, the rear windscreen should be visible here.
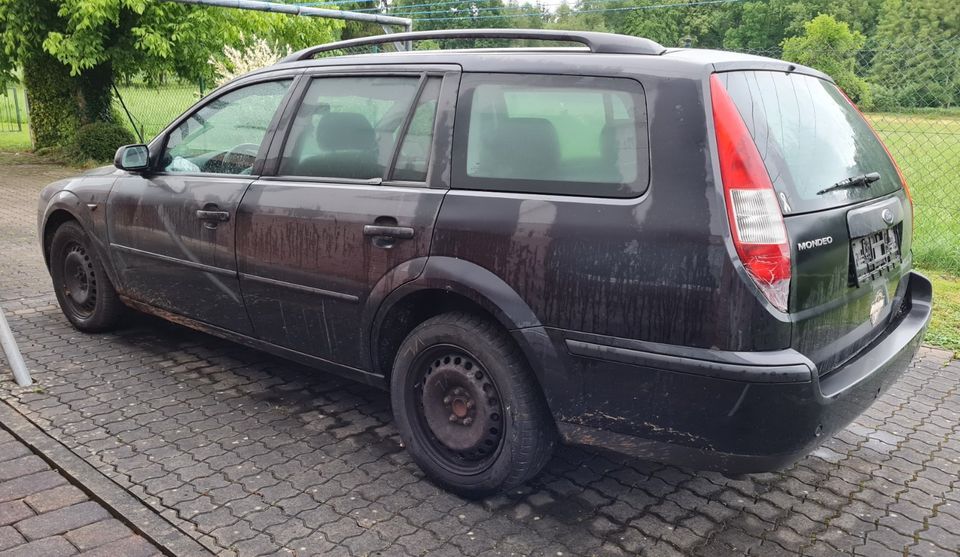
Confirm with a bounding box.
[718,71,901,215]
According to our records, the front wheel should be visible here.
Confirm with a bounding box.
[49,221,124,332]
[391,312,556,498]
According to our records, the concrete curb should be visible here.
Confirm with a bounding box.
[0,399,212,557]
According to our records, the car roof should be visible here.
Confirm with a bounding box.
[255,47,827,83]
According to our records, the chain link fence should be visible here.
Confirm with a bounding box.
[109,41,959,274]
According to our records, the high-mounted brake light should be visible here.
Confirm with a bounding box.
[710,74,791,312]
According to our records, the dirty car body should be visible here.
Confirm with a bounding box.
[38,30,932,490]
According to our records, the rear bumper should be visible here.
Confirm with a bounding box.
[542,271,932,474]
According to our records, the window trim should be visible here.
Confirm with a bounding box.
[148,74,300,179]
[386,74,429,181]
[265,71,448,187]
[451,72,650,199]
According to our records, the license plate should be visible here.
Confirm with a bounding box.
[851,228,900,286]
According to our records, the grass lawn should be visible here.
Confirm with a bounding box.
[919,268,960,357]
[0,128,32,151]
[867,112,960,275]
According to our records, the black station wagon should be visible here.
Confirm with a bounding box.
[38,30,932,497]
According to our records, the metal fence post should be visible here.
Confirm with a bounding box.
[12,87,21,132]
[0,307,31,387]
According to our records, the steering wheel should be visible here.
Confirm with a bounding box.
[221,143,261,173]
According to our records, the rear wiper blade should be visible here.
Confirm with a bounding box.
[816,172,881,195]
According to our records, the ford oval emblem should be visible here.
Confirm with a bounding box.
[881,208,895,225]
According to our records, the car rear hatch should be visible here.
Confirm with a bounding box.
[715,70,913,376]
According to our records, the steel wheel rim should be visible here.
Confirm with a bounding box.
[61,241,97,319]
[407,344,506,475]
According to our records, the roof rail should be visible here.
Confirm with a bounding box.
[280,29,667,63]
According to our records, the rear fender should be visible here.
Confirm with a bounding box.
[368,256,570,419]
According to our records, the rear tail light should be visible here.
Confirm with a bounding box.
[710,74,791,312]
[838,88,914,227]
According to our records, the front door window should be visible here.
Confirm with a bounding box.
[162,80,291,175]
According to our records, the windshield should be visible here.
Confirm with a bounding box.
[718,71,902,214]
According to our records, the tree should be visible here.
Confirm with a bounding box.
[389,0,512,41]
[0,0,342,149]
[870,0,960,108]
[781,14,871,106]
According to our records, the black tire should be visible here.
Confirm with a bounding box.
[49,221,124,332]
[391,312,556,498]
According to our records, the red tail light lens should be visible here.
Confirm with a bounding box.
[710,74,791,312]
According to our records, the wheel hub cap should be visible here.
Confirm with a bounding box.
[420,353,502,457]
[63,246,96,309]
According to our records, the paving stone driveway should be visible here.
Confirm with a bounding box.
[0,423,162,557]
[1,155,959,557]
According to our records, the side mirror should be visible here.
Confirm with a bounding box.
[114,144,150,172]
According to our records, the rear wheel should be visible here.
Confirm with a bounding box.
[391,312,556,498]
[49,221,124,332]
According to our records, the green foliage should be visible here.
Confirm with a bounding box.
[73,120,134,162]
[782,14,872,106]
[21,52,82,148]
[0,0,343,149]
[871,0,960,108]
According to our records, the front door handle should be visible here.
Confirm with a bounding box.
[196,210,230,222]
[363,225,415,240]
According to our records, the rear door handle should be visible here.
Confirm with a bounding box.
[363,225,414,240]
[196,210,230,222]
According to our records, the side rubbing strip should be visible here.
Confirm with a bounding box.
[565,339,811,383]
[239,272,360,303]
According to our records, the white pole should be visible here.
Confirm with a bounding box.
[0,307,31,387]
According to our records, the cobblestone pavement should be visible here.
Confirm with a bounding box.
[1,156,959,557]
[0,422,162,557]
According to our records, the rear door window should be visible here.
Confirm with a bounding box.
[453,73,649,197]
[718,71,902,214]
[279,76,431,181]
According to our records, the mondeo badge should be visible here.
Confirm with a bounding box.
[797,236,833,251]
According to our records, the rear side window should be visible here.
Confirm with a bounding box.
[718,71,901,214]
[279,76,433,181]
[453,74,649,197]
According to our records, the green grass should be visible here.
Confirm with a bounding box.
[0,128,32,151]
[867,112,960,275]
[918,268,960,357]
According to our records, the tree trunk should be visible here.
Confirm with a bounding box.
[23,55,116,150]
[76,62,116,125]
[22,53,81,149]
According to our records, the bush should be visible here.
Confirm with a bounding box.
[781,15,872,106]
[73,121,135,162]
[868,83,900,112]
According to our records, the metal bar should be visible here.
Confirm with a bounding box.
[112,83,144,144]
[159,0,412,29]
[282,28,666,62]
[0,307,31,387]
[12,87,21,132]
